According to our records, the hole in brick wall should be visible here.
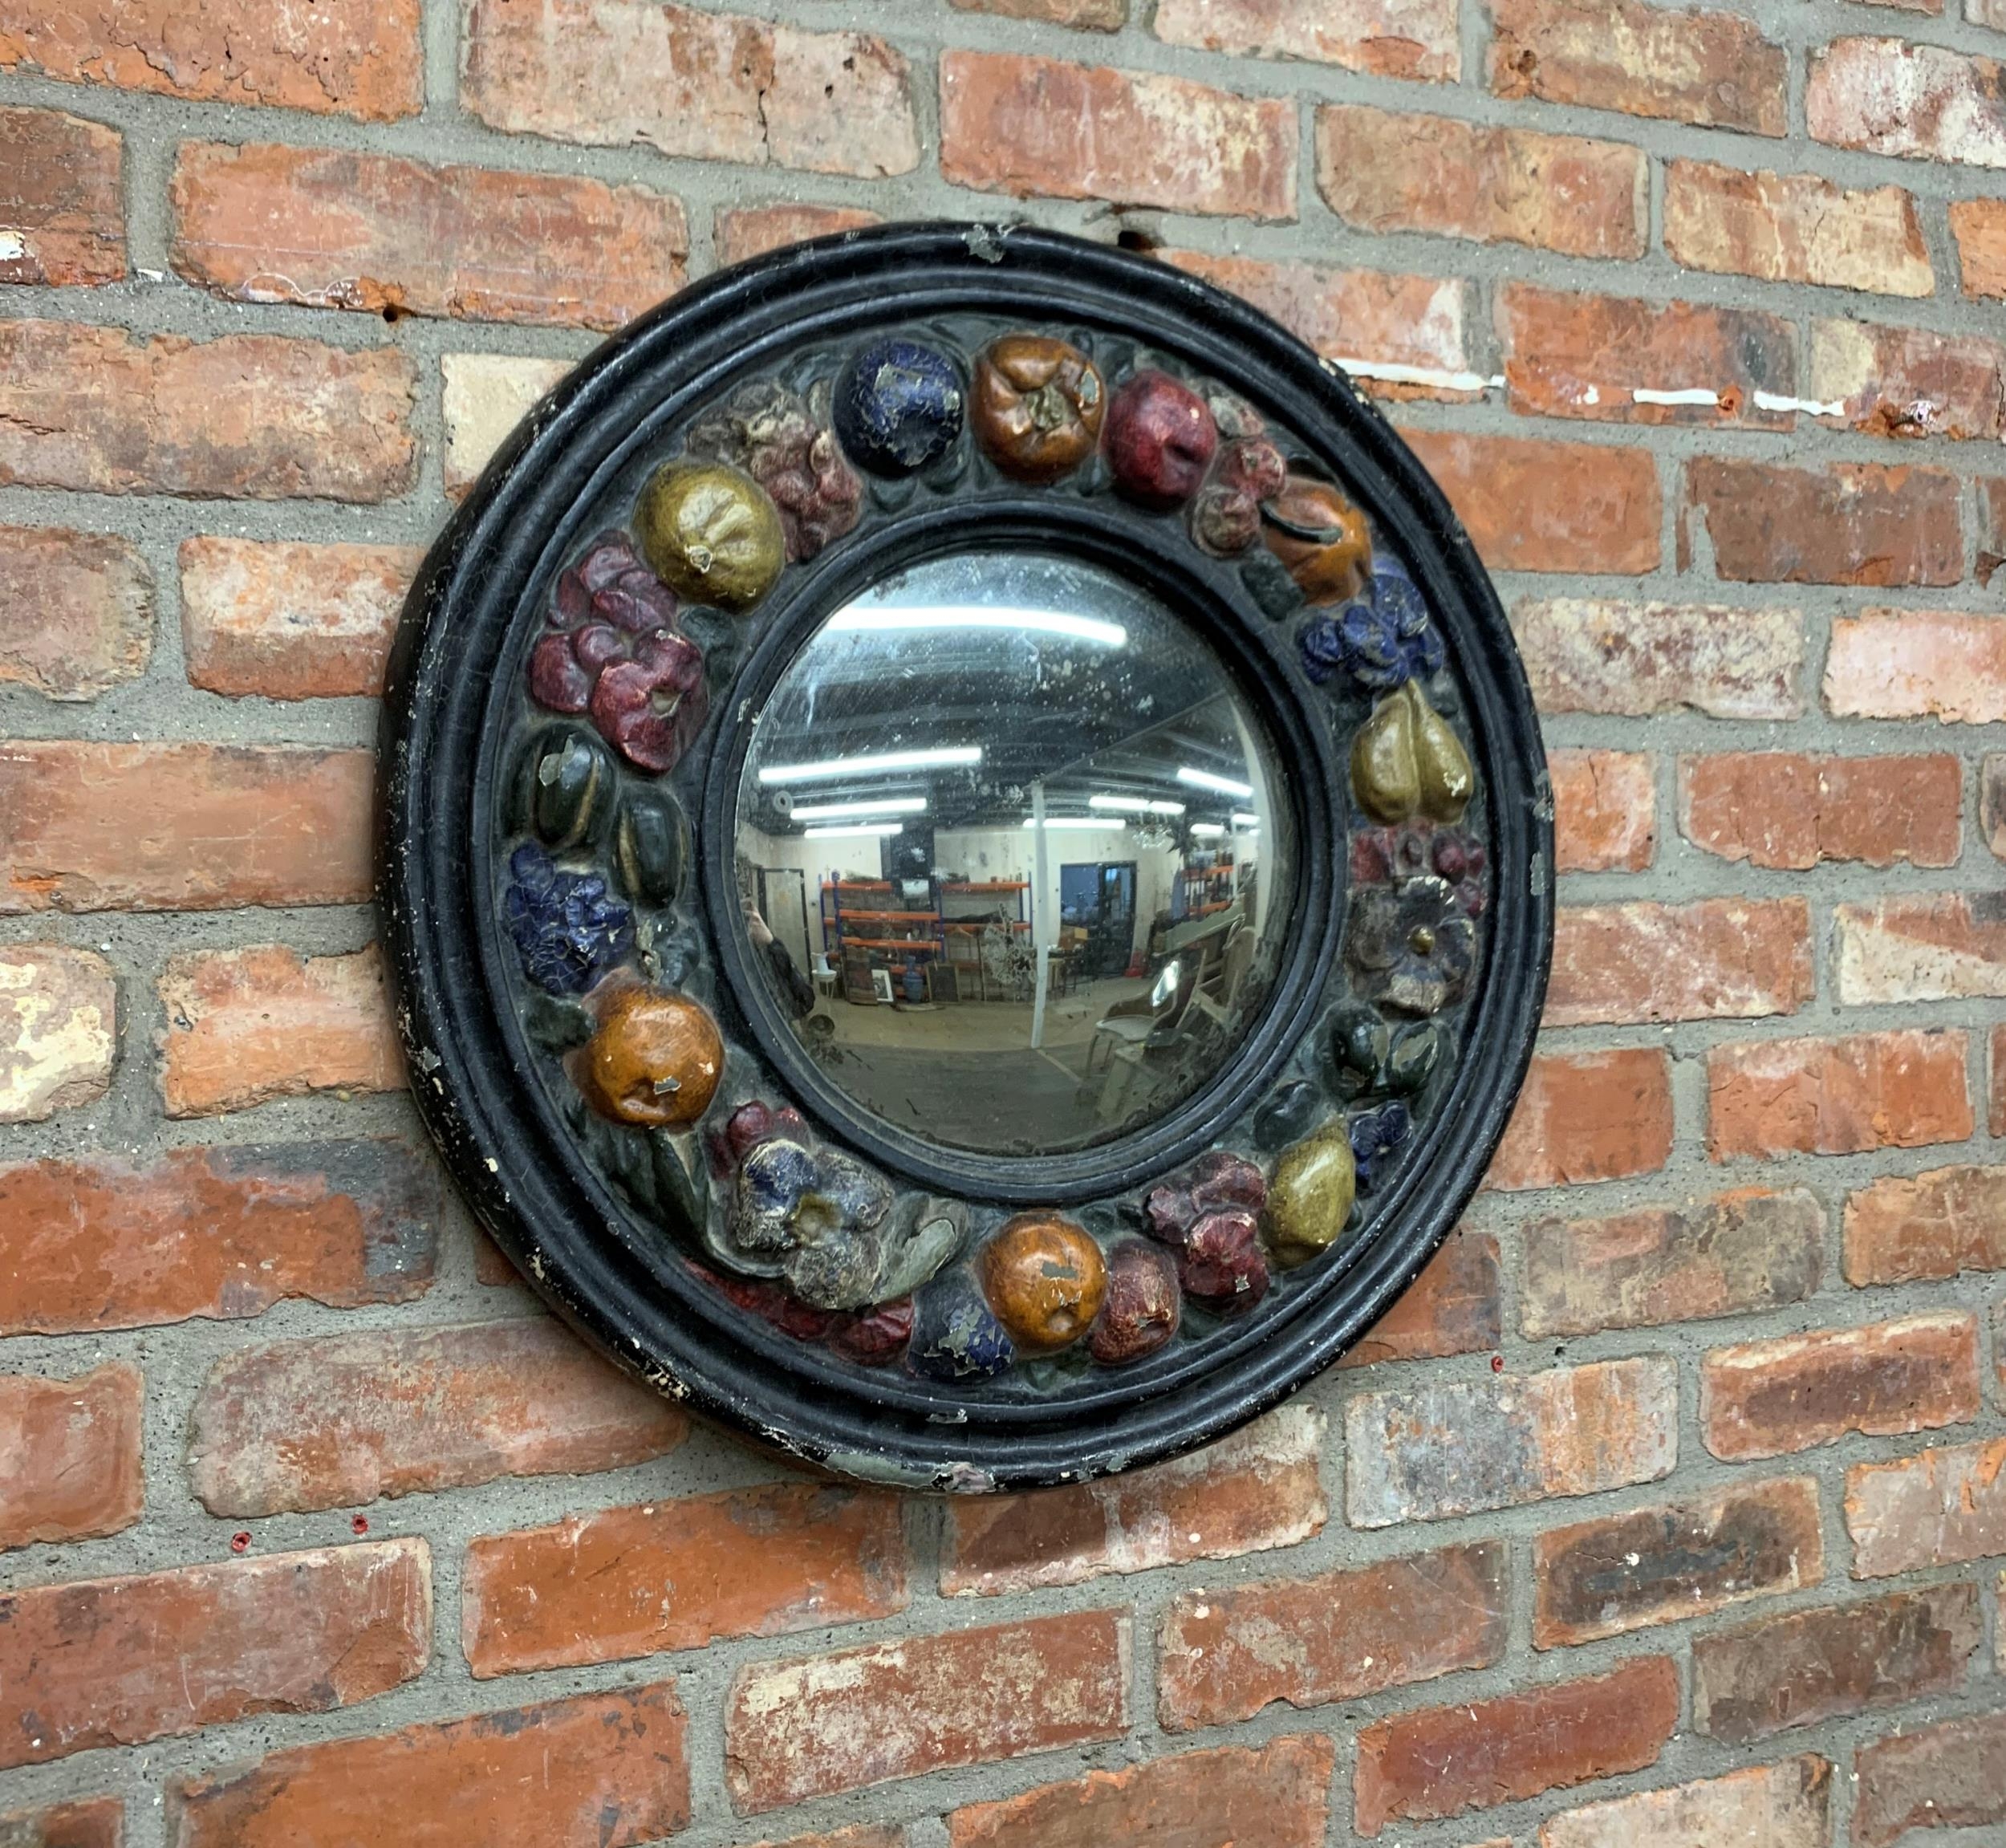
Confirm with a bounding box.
[1115,228,1160,254]
[382,305,404,324]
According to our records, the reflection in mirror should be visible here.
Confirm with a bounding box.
[734,553,1297,1156]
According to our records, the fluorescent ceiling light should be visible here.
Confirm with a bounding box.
[1088,794,1186,815]
[1176,766,1254,798]
[790,796,928,821]
[1231,811,1260,829]
[828,606,1127,648]
[758,746,981,785]
[804,822,905,839]
[1189,822,1226,839]
[1022,816,1126,831]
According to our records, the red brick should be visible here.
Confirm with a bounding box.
[0,1539,428,1769]
[1533,1475,1822,1647]
[1825,609,2006,720]
[1683,458,1962,586]
[1995,1021,2005,1136]
[0,1141,437,1336]
[948,1736,1334,1848]
[1156,0,1456,80]
[0,321,415,501]
[1847,1164,2006,1284]
[171,143,686,332]
[0,107,121,285]
[952,0,1125,23]
[942,1403,1322,1596]
[1809,318,2006,441]
[1539,1757,1831,1848]
[1693,1582,1982,1744]
[1837,894,2006,1004]
[1354,1656,1678,1836]
[0,1797,123,1848]
[1486,1048,1674,1191]
[157,944,404,1117]
[1982,478,2006,587]
[1522,1187,1824,1338]
[1497,282,1796,428]
[1703,1312,1981,1460]
[1549,750,1655,873]
[1852,1712,2006,1848]
[0,525,152,701]
[1487,0,1785,132]
[941,51,1294,220]
[179,537,419,700]
[1846,1436,2006,1576]
[0,943,115,1124]
[1317,105,1644,256]
[463,0,916,178]
[1547,898,1812,1027]
[1708,1030,1971,1161]
[1400,430,1661,575]
[1514,597,1805,719]
[1809,36,2006,169]
[1680,751,1960,869]
[725,1610,1128,1813]
[189,1318,686,1517]
[1951,196,2006,298]
[1163,250,1473,399]
[1665,161,1933,296]
[1346,1358,1677,1527]
[0,741,370,912]
[0,1364,142,1549]
[1338,1224,1501,1367]
[0,0,421,119]
[167,1685,688,1848]
[465,1483,904,1676]
[1159,1541,1506,1730]
[716,202,880,267]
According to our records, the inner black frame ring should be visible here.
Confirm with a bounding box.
[700,498,1341,1204]
[380,221,1553,1489]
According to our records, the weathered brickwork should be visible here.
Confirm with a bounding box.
[2,0,2001,1840]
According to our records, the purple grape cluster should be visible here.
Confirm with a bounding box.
[1299,560,1444,693]
[502,843,634,995]
[530,532,709,775]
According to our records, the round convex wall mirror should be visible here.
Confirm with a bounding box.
[733,550,1299,1159]
[380,224,1553,1491]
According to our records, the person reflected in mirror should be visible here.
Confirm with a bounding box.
[745,898,818,1022]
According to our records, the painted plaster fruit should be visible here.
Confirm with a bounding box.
[636,461,785,611]
[1265,1120,1358,1269]
[1264,475,1372,604]
[971,335,1105,482]
[1105,369,1217,508]
[978,1212,1108,1353]
[1351,680,1475,825]
[686,378,862,561]
[576,987,724,1127]
[908,1271,1015,1381]
[1191,434,1289,556]
[1087,1239,1180,1365]
[517,724,615,852]
[1179,1207,1270,1315]
[613,790,688,907]
[834,337,965,475]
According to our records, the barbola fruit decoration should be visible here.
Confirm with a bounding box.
[492,316,1491,1396]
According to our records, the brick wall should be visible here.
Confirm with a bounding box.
[0,0,2002,1843]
